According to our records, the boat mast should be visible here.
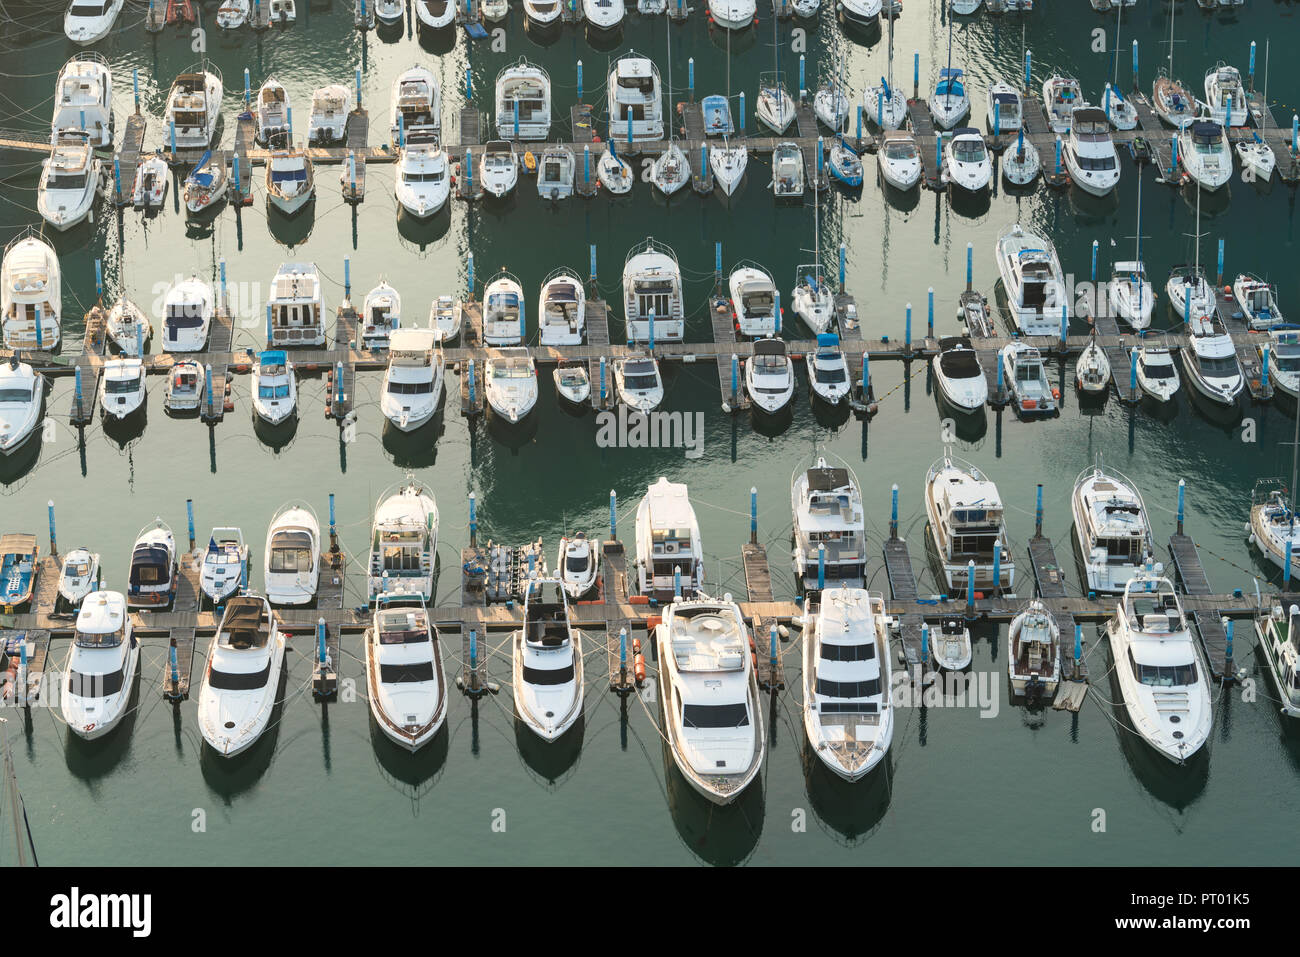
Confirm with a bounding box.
[1134,170,1142,263]
[1112,1,1122,88]
[886,8,895,92]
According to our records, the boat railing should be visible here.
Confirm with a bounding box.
[495,56,550,89]
[624,236,678,271]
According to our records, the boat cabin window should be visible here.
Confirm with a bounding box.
[752,353,786,375]
[816,676,882,699]
[493,361,532,379]
[379,661,435,684]
[70,1,115,14]
[1128,650,1197,688]
[819,641,874,662]
[651,527,692,553]
[105,376,141,394]
[815,362,846,384]
[522,662,575,686]
[0,384,35,403]
[623,366,659,391]
[64,557,92,577]
[617,73,655,95]
[633,280,673,319]
[1197,354,1238,377]
[46,169,88,190]
[1140,357,1176,379]
[952,139,985,163]
[269,531,314,572]
[258,381,291,399]
[271,167,308,184]
[1098,537,1141,562]
[682,702,748,729]
[207,661,272,691]
[565,553,588,573]
[1015,360,1043,383]
[379,535,424,573]
[67,666,126,699]
[1074,152,1116,171]
[74,625,124,648]
[387,379,435,395]
[950,533,1000,559]
[403,168,445,184]
[884,141,917,160]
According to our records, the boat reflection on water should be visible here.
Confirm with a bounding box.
[396,202,451,250]
[662,734,765,866]
[63,668,142,782]
[370,718,451,810]
[799,738,892,846]
[383,406,446,468]
[514,712,585,788]
[198,667,287,801]
[253,412,297,453]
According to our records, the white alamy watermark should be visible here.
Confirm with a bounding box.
[891,668,1000,718]
[49,888,151,938]
[595,407,704,459]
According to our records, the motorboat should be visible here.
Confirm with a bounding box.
[556,533,598,599]
[367,481,438,602]
[381,328,444,431]
[160,276,213,353]
[709,0,756,27]
[792,265,835,335]
[802,588,893,780]
[0,534,37,610]
[1204,63,1247,128]
[1234,274,1283,330]
[414,0,455,29]
[126,519,176,610]
[770,141,805,199]
[1041,75,1082,134]
[932,617,972,671]
[614,354,664,413]
[553,362,591,407]
[265,147,315,216]
[64,0,124,44]
[251,351,296,426]
[650,141,690,196]
[1265,332,1300,399]
[99,357,145,421]
[1153,72,1197,129]
[1178,120,1231,191]
[182,150,227,216]
[513,579,585,742]
[656,594,763,804]
[362,280,402,350]
[537,145,575,200]
[200,528,248,606]
[269,0,296,22]
[951,0,979,11]
[1107,574,1212,762]
[131,154,168,209]
[792,0,820,14]
[2,233,61,351]
[308,84,351,145]
[813,80,849,132]
[995,224,1066,336]
[496,59,551,140]
[941,127,991,192]
[1108,261,1154,331]
[1071,463,1158,595]
[255,76,289,145]
[217,0,250,28]
[828,136,863,188]
[623,238,684,343]
[1166,264,1214,325]
[163,360,205,413]
[931,335,988,412]
[523,0,562,26]
[394,134,450,218]
[366,593,446,751]
[1236,133,1276,183]
[1002,130,1041,186]
[196,595,286,757]
[57,547,100,609]
[1063,106,1121,196]
[930,68,970,130]
[483,272,524,346]
[51,54,114,147]
[1254,603,1300,719]
[1133,346,1180,402]
[61,591,137,740]
[1101,83,1137,131]
[267,262,325,347]
[429,295,461,342]
[808,333,850,405]
[375,0,406,24]
[538,269,586,346]
[702,95,734,136]
[481,0,508,18]
[584,0,626,30]
[165,67,223,150]
[1076,336,1111,395]
[391,66,441,144]
[837,0,881,27]
[925,453,1015,595]
[877,130,921,190]
[1180,326,1243,406]
[728,263,778,338]
[1251,475,1300,573]
[999,343,1058,416]
[1007,601,1060,698]
[598,146,634,194]
[264,503,320,606]
[479,140,519,198]
[37,133,100,231]
[709,139,747,196]
[635,477,704,600]
[0,357,42,456]
[986,81,1022,132]
[484,348,538,424]
[608,54,664,143]
[745,338,794,414]
[756,73,795,133]
[791,457,866,589]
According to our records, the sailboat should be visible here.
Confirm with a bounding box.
[1165,183,1214,325]
[863,6,905,130]
[1152,3,1196,129]
[930,15,970,130]
[791,151,833,334]
[1108,172,1154,330]
[1101,3,1137,130]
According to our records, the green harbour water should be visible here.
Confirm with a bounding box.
[1,0,1300,865]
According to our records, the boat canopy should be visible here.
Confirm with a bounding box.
[218,597,270,650]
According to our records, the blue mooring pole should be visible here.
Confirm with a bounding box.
[817,543,826,590]
[1177,478,1185,535]
[609,489,617,540]
[674,565,682,601]
[47,501,56,556]
[966,560,977,614]
[1130,348,1138,394]
[905,302,912,353]
[1035,484,1043,537]
[769,623,778,674]
[186,498,195,551]
[468,491,477,546]
[577,59,583,101]
[890,484,899,538]
[317,618,327,666]
[927,288,934,338]
[921,622,929,665]
[169,638,180,692]
[1074,625,1083,663]
[750,487,758,543]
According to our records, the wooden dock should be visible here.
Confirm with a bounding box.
[742,543,774,602]
[585,300,614,410]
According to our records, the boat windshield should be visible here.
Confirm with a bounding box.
[565,554,587,573]
[1197,354,1239,377]
[815,362,846,384]
[494,361,532,378]
[0,386,34,403]
[1129,652,1197,688]
[69,1,113,15]
[953,139,985,162]
[884,141,917,160]
[682,702,749,729]
[207,661,272,691]
[66,667,126,698]
[64,558,91,577]
[105,377,140,395]
[387,379,434,394]
[269,532,314,572]
[258,383,291,399]
[74,625,124,648]
[1140,357,1176,379]
[46,171,88,190]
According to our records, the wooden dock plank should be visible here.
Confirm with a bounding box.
[883,537,918,602]
[742,543,774,603]
[1028,535,1070,600]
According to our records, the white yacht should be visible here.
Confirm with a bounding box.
[709,0,756,27]
[614,355,664,413]
[745,338,795,413]
[1072,464,1158,595]
[391,66,441,144]
[160,276,213,353]
[64,0,124,44]
[483,272,524,346]
[770,141,805,199]
[941,128,991,192]
[57,547,99,609]
[1108,261,1154,331]
[375,0,406,25]
[255,76,289,145]
[479,140,519,198]
[1063,106,1120,196]
[414,0,455,28]
[496,59,551,140]
[163,360,205,413]
[623,238,684,344]
[484,348,538,424]
[362,280,401,350]
[999,342,1057,416]
[584,0,625,29]
[837,0,881,27]
[481,0,508,18]
[1178,121,1231,191]
[635,477,704,600]
[1265,333,1300,399]
[710,139,747,197]
[251,351,296,426]
[557,533,598,599]
[932,336,988,412]
[513,579,585,742]
[995,224,1066,336]
[523,0,562,25]
[217,0,250,28]
[264,503,321,606]
[802,588,893,781]
[986,81,1022,132]
[366,593,446,751]
[553,363,590,406]
[1236,134,1276,183]
[1204,63,1247,128]
[61,591,137,740]
[52,54,114,147]
[728,264,777,338]
[1234,274,1283,330]
[126,519,176,610]
[537,145,575,201]
[932,617,973,672]
[809,333,850,405]
[814,80,850,132]
[608,54,664,144]
[877,130,921,190]
[657,594,764,805]
[197,595,286,757]
[863,78,906,132]
[1255,603,1300,719]
[1133,346,1180,402]
[381,328,444,432]
[791,457,866,590]
[429,295,461,343]
[37,134,99,231]
[99,357,145,421]
[265,147,314,216]
[1107,575,1212,763]
[0,358,42,457]
[367,481,439,603]
[792,265,834,335]
[200,527,248,606]
[2,233,61,350]
[1008,601,1060,698]
[538,269,585,346]
[165,68,223,150]
[930,69,970,130]
[1181,327,1243,406]
[650,141,690,196]
[756,74,795,133]
[1101,82,1138,131]
[925,454,1015,595]
[1042,75,1083,134]
[307,84,351,145]
[267,262,325,347]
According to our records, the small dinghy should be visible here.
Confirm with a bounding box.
[132,154,168,210]
[1008,600,1060,699]
[366,593,447,752]
[828,136,863,187]
[429,295,461,342]
[809,333,850,405]
[106,296,150,356]
[62,591,138,740]
[57,547,100,610]
[256,77,290,145]
[163,360,205,413]
[99,357,146,421]
[362,280,401,350]
[1236,134,1276,183]
[126,519,176,610]
[597,147,633,194]
[1002,130,1040,186]
[932,617,973,671]
[650,141,690,195]
[197,595,286,757]
[556,533,598,599]
[216,1,250,29]
[269,0,296,23]
[1000,343,1058,416]
[0,534,38,611]
[200,527,248,606]
[251,350,296,426]
[1075,335,1111,395]
[537,145,575,201]
[702,95,734,135]
[553,361,591,406]
[183,150,227,215]
[710,139,747,196]
[512,579,584,742]
[264,503,321,606]
[1133,346,1180,402]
